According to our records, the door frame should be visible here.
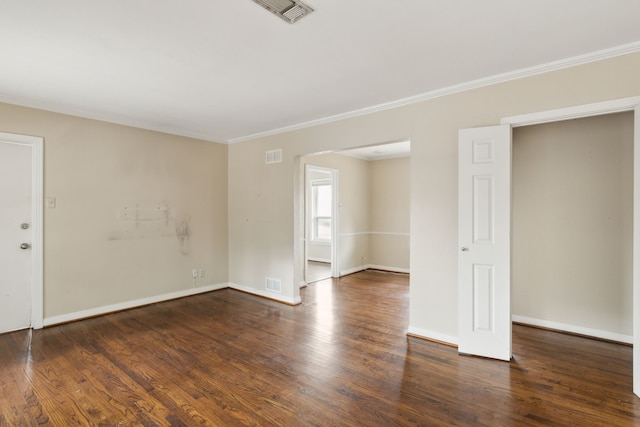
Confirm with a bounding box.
[500,96,640,396]
[304,164,339,282]
[0,132,43,329]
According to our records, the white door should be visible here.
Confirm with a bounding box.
[0,140,32,333]
[458,125,512,361]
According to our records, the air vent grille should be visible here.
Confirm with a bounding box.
[266,149,282,164]
[252,0,314,24]
[266,277,282,293]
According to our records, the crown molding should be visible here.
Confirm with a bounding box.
[229,40,640,143]
[0,94,228,144]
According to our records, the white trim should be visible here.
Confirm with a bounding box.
[0,132,44,330]
[2,42,638,145]
[44,283,230,327]
[634,105,640,394]
[338,265,369,276]
[229,41,640,143]
[339,232,369,237]
[512,315,632,345]
[406,326,458,346]
[229,283,302,305]
[368,264,410,274]
[339,264,410,276]
[32,136,44,329]
[339,231,410,237]
[502,96,640,127]
[0,95,228,144]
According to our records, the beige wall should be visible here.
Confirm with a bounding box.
[228,51,640,340]
[512,112,633,335]
[301,153,410,275]
[0,102,228,319]
[370,157,410,270]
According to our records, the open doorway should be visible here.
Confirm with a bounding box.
[305,165,336,283]
[299,140,411,286]
[458,97,640,390]
[503,97,640,396]
[512,112,633,343]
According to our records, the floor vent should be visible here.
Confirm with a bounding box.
[252,0,314,24]
[266,149,282,164]
[266,277,282,293]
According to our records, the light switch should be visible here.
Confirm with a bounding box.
[47,197,56,208]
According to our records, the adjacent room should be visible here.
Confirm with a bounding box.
[2,1,640,424]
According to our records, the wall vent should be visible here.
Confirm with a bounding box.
[252,0,314,24]
[266,149,282,164]
[266,277,282,293]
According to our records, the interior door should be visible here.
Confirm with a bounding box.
[458,125,512,361]
[0,140,32,333]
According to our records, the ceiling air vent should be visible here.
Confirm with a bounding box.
[252,0,314,24]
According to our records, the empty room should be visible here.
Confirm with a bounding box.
[2,1,640,425]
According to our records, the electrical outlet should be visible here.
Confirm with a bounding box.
[192,269,198,278]
[198,269,205,278]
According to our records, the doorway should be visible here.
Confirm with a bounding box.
[512,112,633,343]
[458,97,640,380]
[297,140,411,288]
[504,100,640,399]
[0,132,44,333]
[304,165,337,284]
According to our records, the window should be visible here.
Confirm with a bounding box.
[311,180,332,242]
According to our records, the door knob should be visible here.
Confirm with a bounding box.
[20,243,30,250]
[461,247,469,251]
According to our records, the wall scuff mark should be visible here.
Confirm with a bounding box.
[175,215,191,255]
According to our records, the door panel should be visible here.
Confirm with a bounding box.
[0,141,32,333]
[458,125,511,361]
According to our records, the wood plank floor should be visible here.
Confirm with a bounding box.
[1,270,640,426]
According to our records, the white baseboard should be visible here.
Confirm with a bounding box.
[368,264,410,274]
[339,264,409,276]
[229,283,302,305]
[406,326,458,346]
[44,282,231,327]
[339,265,369,276]
[512,315,633,344]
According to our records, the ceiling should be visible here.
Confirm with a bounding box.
[339,140,410,161]
[1,1,640,144]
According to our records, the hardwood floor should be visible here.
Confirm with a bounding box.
[306,260,331,283]
[1,270,639,426]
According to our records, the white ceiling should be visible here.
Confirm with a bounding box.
[1,1,640,143]
[339,140,410,161]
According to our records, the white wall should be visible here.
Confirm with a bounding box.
[512,112,633,337]
[228,51,640,342]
